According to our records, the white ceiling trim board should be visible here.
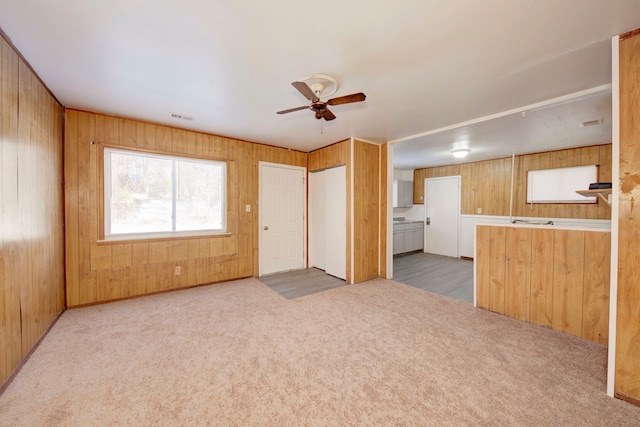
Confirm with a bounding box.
[388,84,612,145]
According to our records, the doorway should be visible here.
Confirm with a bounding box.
[258,162,306,276]
[424,176,461,258]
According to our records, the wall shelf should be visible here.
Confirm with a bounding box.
[576,189,612,206]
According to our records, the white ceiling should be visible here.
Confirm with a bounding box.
[0,1,638,165]
[393,87,613,169]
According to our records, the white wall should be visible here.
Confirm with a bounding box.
[393,168,413,181]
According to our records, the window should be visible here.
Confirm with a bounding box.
[104,147,226,240]
[526,165,597,204]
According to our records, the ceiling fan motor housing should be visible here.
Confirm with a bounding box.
[311,101,327,111]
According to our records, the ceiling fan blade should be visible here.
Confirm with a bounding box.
[322,109,336,121]
[276,105,309,114]
[292,81,319,102]
[327,92,366,106]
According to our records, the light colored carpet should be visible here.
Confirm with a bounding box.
[1,278,639,426]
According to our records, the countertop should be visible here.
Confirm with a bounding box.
[393,220,424,225]
[475,222,611,232]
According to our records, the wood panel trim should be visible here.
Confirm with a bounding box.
[620,27,640,41]
[96,233,233,245]
[614,392,640,407]
[68,275,252,309]
[99,141,234,163]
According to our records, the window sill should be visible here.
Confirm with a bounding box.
[97,232,231,245]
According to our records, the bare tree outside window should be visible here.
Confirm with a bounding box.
[104,148,226,238]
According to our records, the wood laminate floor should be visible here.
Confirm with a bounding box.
[258,267,347,299]
[393,252,474,303]
[259,253,473,303]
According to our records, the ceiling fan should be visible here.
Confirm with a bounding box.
[277,75,366,121]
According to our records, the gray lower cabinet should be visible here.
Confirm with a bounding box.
[393,221,424,255]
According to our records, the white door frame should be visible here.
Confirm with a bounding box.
[424,175,461,258]
[258,161,307,276]
[308,170,326,270]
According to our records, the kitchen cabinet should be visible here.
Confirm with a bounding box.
[475,224,610,345]
[393,230,404,255]
[393,180,413,208]
[393,221,424,255]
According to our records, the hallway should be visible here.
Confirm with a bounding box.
[393,252,473,303]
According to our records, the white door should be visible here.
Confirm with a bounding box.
[259,163,306,275]
[324,166,346,280]
[308,171,326,270]
[424,176,460,258]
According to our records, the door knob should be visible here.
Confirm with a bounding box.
[264,226,269,230]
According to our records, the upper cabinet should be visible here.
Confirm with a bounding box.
[393,179,413,207]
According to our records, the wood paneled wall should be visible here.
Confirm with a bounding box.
[308,140,349,172]
[64,109,306,307]
[615,28,640,403]
[414,145,612,220]
[476,225,610,345]
[308,140,351,282]
[353,139,380,283]
[1,36,65,386]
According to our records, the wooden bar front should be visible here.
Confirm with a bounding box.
[475,224,610,345]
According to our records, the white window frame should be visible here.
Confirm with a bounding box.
[103,147,227,241]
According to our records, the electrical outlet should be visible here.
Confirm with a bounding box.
[245,204,251,212]
[174,266,182,276]
[477,207,482,214]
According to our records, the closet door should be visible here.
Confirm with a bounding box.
[324,166,346,280]
[309,171,326,270]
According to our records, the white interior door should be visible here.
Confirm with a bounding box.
[259,163,305,275]
[324,166,346,280]
[424,176,460,258]
[309,171,326,270]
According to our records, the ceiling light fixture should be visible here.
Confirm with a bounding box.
[451,148,470,158]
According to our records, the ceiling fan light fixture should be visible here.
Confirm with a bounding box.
[452,148,470,158]
[301,74,338,98]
